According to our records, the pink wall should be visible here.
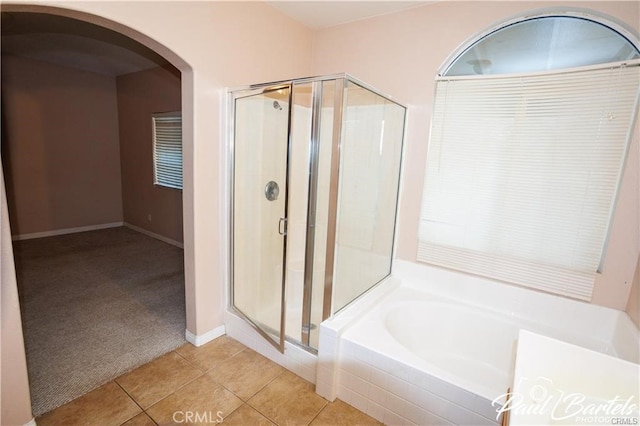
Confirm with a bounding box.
[1,2,313,422]
[116,66,183,244]
[0,0,315,342]
[627,256,640,328]
[0,163,32,426]
[2,54,185,243]
[5,1,636,423]
[312,1,640,311]
[1,54,123,236]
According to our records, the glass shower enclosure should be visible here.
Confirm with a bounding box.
[230,74,406,352]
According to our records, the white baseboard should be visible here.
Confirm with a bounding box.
[12,222,123,241]
[185,325,226,347]
[123,223,183,249]
[23,418,37,426]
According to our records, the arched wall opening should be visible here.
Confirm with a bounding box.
[1,3,314,420]
[0,4,197,424]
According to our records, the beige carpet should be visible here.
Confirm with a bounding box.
[13,227,186,417]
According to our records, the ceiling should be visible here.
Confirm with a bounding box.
[267,1,430,29]
[0,2,430,77]
[1,12,170,76]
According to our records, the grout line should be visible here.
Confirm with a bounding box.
[244,400,278,425]
[143,412,159,426]
[211,349,287,406]
[172,345,259,405]
[306,399,330,426]
[117,351,207,416]
[121,339,334,425]
[246,367,287,401]
[171,347,204,371]
[155,368,206,404]
[113,380,150,425]
[219,402,246,423]
[243,371,328,426]
[216,365,286,405]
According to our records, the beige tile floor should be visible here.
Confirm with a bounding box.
[37,335,381,426]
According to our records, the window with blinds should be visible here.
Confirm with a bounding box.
[152,112,183,190]
[418,60,640,301]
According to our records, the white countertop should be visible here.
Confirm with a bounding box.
[508,329,639,425]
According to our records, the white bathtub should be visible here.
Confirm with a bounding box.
[316,260,639,425]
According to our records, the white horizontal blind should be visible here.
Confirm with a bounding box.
[418,61,640,300]
[153,112,183,190]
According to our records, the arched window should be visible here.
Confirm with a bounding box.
[444,15,639,76]
[418,12,640,300]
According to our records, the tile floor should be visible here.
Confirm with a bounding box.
[36,335,381,426]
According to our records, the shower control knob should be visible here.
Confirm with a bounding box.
[264,181,279,201]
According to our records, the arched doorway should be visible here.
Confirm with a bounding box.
[0,4,195,423]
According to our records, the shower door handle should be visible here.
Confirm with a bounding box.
[278,218,287,236]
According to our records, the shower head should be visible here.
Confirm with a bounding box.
[273,100,283,110]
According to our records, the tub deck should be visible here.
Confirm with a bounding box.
[316,260,639,425]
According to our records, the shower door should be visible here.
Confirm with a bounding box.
[231,85,291,352]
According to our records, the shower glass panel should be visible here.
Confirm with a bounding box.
[307,79,338,348]
[230,75,406,353]
[286,83,313,344]
[332,81,406,313]
[232,85,291,351]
